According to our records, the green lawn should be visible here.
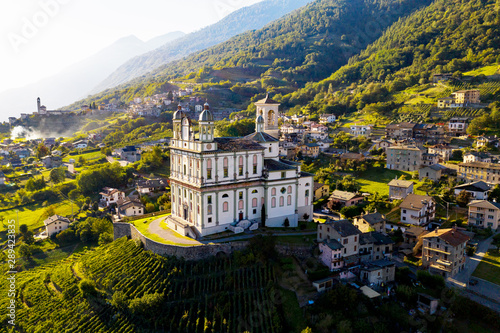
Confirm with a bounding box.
[62,150,106,163]
[473,250,500,286]
[356,167,426,196]
[0,200,76,237]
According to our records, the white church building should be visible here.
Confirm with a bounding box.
[166,95,314,239]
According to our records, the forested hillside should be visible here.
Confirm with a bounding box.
[0,238,283,333]
[68,0,433,109]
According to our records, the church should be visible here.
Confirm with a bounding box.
[166,94,314,239]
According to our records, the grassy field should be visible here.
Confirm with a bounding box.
[356,167,426,196]
[0,200,76,236]
[463,64,499,77]
[473,250,500,286]
[62,150,106,163]
[279,288,308,333]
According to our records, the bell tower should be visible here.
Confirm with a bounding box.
[254,93,280,138]
[198,102,214,143]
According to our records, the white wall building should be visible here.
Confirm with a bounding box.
[167,100,313,239]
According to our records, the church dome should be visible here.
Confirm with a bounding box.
[199,102,213,122]
[173,104,185,120]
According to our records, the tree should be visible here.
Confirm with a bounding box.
[50,167,66,184]
[78,156,86,166]
[36,144,50,159]
[456,190,472,207]
[488,185,500,203]
[19,243,33,259]
[146,203,156,213]
[19,223,28,236]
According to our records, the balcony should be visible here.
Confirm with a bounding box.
[424,246,451,255]
[469,214,485,222]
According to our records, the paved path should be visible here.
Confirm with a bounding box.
[148,217,201,246]
[106,156,130,167]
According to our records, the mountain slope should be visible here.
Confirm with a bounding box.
[91,0,313,93]
[0,32,184,120]
[72,0,433,110]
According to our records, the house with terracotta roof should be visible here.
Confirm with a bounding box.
[400,194,435,226]
[328,190,364,208]
[100,187,125,207]
[388,179,414,200]
[422,227,470,278]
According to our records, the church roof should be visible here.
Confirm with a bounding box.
[214,138,265,152]
[244,131,279,143]
[264,159,297,171]
[255,93,279,105]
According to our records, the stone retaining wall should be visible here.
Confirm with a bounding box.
[114,223,313,260]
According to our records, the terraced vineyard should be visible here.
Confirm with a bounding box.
[449,81,500,97]
[0,238,282,333]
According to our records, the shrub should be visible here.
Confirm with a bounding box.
[78,279,97,297]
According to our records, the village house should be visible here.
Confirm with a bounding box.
[100,187,125,207]
[73,140,88,149]
[400,194,435,226]
[371,139,393,152]
[136,178,169,197]
[116,146,142,162]
[319,114,336,124]
[41,155,63,169]
[299,143,320,158]
[117,198,146,218]
[437,96,457,109]
[328,190,364,208]
[458,161,500,184]
[310,122,328,133]
[353,212,387,234]
[419,164,444,182]
[454,181,490,200]
[44,215,71,237]
[403,226,428,246]
[447,117,469,135]
[318,219,362,277]
[386,145,423,171]
[432,73,453,83]
[467,200,500,230]
[359,231,394,262]
[388,179,414,200]
[385,122,416,140]
[422,152,440,166]
[349,124,373,137]
[463,151,492,163]
[313,182,329,201]
[422,227,470,278]
[360,260,396,285]
[428,144,452,162]
[476,135,499,148]
[452,89,480,106]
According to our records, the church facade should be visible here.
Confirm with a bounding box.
[166,95,314,238]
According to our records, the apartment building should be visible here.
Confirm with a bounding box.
[467,200,500,230]
[458,162,500,184]
[447,117,469,135]
[386,146,423,171]
[422,227,470,278]
[400,194,435,226]
[452,90,480,106]
[388,179,414,200]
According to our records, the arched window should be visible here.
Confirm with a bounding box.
[223,157,228,167]
[253,155,258,174]
[271,197,276,208]
[305,183,310,187]
[239,156,243,166]
[206,159,212,179]
[252,189,258,194]
[287,195,292,205]
[271,188,276,196]
[222,193,229,198]
[252,198,258,208]
[207,159,212,168]
[223,202,229,212]
[238,200,244,210]
[279,197,284,207]
[287,186,292,194]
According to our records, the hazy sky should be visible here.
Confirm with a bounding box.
[0,0,262,94]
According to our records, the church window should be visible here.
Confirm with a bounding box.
[252,189,258,194]
[269,147,272,153]
[271,188,276,196]
[252,198,258,208]
[305,190,309,197]
[279,197,284,207]
[253,155,258,174]
[288,186,292,194]
[208,217,212,223]
[207,159,212,179]
[239,192,243,200]
[223,202,229,212]
[238,200,244,210]
[223,157,228,178]
[281,172,286,179]
[287,195,292,205]
[222,194,229,198]
[207,205,212,215]
[239,156,244,176]
[272,197,276,208]
[280,187,286,194]
[207,195,212,204]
